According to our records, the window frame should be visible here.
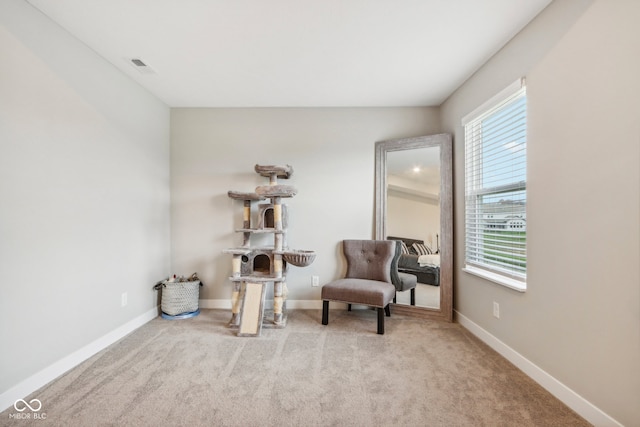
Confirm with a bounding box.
[462,78,528,292]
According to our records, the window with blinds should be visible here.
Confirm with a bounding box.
[463,79,527,289]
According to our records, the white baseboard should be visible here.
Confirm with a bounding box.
[286,300,323,309]
[455,310,621,427]
[198,299,231,309]
[199,299,323,310]
[0,307,158,413]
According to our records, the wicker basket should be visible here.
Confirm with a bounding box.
[160,280,201,316]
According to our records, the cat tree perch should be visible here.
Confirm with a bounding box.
[224,164,315,336]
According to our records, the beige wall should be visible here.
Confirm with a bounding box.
[440,0,639,425]
[0,1,170,397]
[170,108,440,303]
[387,193,440,249]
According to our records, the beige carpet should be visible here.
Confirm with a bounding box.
[1,309,590,426]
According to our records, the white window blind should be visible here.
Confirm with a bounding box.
[464,79,527,284]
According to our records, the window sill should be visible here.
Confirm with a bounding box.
[463,266,526,292]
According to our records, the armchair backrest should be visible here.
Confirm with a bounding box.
[343,240,396,283]
[389,239,402,286]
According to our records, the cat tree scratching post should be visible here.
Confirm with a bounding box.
[224,164,315,336]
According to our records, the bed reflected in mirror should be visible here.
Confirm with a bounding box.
[375,134,452,322]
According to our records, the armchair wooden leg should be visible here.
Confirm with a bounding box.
[347,304,352,311]
[384,304,391,317]
[377,308,385,334]
[393,292,397,304]
[322,300,329,325]
[410,288,416,306]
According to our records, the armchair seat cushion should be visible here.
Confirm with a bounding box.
[396,272,417,292]
[321,278,395,308]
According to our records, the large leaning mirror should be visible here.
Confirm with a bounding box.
[375,134,452,322]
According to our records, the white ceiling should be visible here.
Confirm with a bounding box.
[388,146,441,186]
[26,0,551,108]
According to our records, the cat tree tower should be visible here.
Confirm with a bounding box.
[224,164,315,336]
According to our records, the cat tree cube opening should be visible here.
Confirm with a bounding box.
[258,203,288,229]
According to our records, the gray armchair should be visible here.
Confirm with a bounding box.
[321,240,396,334]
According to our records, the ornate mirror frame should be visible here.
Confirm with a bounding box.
[375,133,453,322]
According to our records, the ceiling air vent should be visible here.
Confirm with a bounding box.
[130,58,156,74]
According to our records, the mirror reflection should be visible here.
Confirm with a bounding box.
[386,147,441,309]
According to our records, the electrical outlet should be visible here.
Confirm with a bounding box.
[121,292,128,307]
[493,301,500,319]
[311,275,319,287]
